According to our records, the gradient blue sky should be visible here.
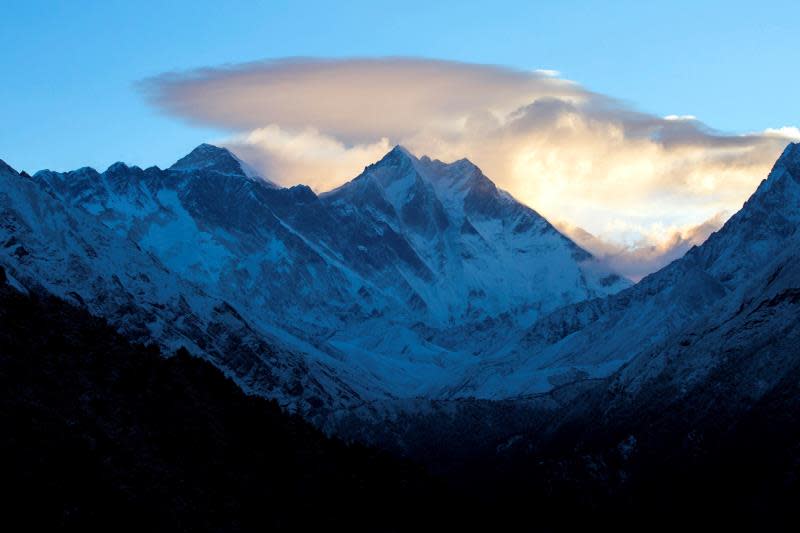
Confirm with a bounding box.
[2,0,797,173]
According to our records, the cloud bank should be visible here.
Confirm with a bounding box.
[556,211,730,282]
[140,57,799,279]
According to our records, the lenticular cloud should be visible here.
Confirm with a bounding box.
[140,56,799,278]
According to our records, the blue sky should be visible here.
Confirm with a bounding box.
[2,0,797,173]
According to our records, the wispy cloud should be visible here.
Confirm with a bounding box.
[140,57,799,278]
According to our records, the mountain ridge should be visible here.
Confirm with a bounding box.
[0,143,629,412]
[449,141,800,399]
[3,142,800,530]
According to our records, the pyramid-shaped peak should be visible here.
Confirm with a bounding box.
[375,146,483,176]
[750,141,800,198]
[373,144,419,167]
[168,143,278,186]
[169,143,246,175]
[189,143,230,156]
[342,145,422,187]
[389,144,415,158]
[781,141,799,157]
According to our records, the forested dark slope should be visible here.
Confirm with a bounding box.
[0,269,443,532]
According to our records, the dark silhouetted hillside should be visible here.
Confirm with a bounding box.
[0,272,443,532]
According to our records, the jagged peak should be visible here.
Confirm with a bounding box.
[327,147,503,212]
[390,144,415,157]
[426,156,483,181]
[191,143,229,155]
[680,141,800,282]
[372,144,419,169]
[413,154,497,207]
[354,146,488,189]
[780,141,800,159]
[747,142,800,200]
[169,143,242,173]
[326,145,423,196]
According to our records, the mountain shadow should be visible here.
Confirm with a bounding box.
[0,270,449,532]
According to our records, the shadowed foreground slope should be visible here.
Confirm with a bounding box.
[0,272,442,532]
[2,258,800,532]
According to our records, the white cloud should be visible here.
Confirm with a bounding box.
[663,114,697,121]
[141,57,796,278]
[763,126,800,139]
[226,125,391,191]
[557,212,729,281]
[533,69,561,77]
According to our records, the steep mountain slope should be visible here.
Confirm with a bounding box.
[597,142,800,404]
[0,160,358,414]
[452,142,800,399]
[322,147,625,329]
[330,144,800,531]
[484,169,800,529]
[17,144,626,402]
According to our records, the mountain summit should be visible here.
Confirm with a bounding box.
[169,143,276,186]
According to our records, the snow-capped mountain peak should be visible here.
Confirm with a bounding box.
[780,140,800,167]
[763,141,800,190]
[168,143,277,186]
[169,143,242,173]
[348,144,422,188]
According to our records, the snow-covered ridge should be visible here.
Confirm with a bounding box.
[2,142,798,420]
[0,144,630,409]
[0,159,355,414]
[450,142,800,399]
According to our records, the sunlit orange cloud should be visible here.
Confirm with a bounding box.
[141,57,799,279]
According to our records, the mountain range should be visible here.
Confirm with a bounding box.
[0,144,628,416]
[2,141,800,529]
